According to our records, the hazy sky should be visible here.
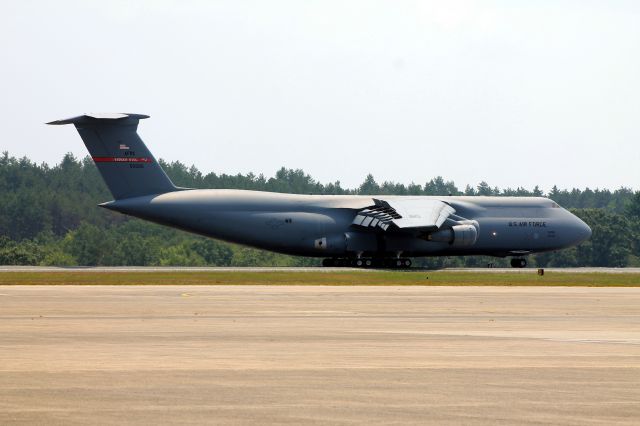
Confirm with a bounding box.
[1,0,639,191]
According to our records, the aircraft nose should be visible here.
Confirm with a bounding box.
[573,216,592,243]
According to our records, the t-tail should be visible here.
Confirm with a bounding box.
[48,113,178,200]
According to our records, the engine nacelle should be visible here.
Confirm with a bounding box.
[427,223,478,247]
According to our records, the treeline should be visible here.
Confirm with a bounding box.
[162,159,635,212]
[1,152,638,267]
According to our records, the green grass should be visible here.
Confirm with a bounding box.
[0,271,639,286]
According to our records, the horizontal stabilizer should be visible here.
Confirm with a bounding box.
[47,113,150,126]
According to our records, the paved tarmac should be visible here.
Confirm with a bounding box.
[1,285,639,425]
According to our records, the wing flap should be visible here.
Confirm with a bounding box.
[389,199,455,230]
[351,198,456,231]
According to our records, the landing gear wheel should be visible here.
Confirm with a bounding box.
[510,258,527,268]
[322,258,334,267]
[365,259,373,268]
[355,259,364,267]
[403,259,412,268]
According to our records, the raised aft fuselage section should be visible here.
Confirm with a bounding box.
[101,189,592,260]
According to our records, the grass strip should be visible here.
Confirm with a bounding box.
[0,271,639,286]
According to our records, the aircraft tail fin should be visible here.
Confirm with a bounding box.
[48,113,179,200]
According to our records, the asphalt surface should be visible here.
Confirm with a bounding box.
[1,285,639,425]
[1,266,639,273]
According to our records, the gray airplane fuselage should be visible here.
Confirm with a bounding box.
[103,189,591,258]
[48,113,592,266]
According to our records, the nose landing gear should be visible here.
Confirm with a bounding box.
[510,258,527,268]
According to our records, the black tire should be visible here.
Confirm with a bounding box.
[510,258,527,268]
[356,259,364,267]
[322,258,334,267]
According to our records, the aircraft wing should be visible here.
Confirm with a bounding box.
[352,198,455,232]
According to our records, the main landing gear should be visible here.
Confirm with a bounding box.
[322,258,412,269]
[510,258,527,268]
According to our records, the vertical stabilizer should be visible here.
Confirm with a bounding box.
[48,113,178,200]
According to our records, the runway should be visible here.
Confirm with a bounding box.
[1,285,639,425]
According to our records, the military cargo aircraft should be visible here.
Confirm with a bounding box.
[49,113,591,268]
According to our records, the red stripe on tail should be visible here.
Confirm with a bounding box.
[92,157,153,163]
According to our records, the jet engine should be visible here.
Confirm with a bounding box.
[427,223,478,247]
